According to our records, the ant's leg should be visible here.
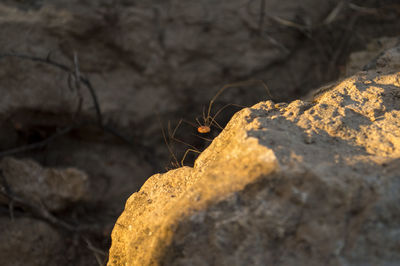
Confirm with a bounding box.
[181,148,201,166]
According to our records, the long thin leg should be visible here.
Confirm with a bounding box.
[168,120,200,151]
[202,106,207,124]
[192,133,213,142]
[210,118,224,130]
[209,103,245,130]
[157,117,179,168]
[206,80,273,121]
[167,120,203,166]
[169,119,183,139]
[180,119,199,129]
[181,148,201,166]
[195,117,202,127]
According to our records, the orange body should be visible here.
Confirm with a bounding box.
[197,126,210,133]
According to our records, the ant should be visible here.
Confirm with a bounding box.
[165,80,273,167]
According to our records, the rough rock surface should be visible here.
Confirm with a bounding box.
[108,55,400,264]
[1,2,400,266]
[0,157,88,211]
[0,0,343,224]
[0,217,64,266]
[0,0,338,119]
[1,1,399,166]
[344,37,400,76]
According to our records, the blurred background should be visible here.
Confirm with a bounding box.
[0,0,399,265]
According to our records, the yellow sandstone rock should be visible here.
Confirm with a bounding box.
[108,53,400,265]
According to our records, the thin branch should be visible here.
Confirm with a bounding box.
[258,0,266,35]
[0,53,146,158]
[0,170,108,264]
[0,169,76,231]
[0,169,14,221]
[0,125,78,158]
[0,53,103,126]
[83,236,108,266]
[324,0,346,25]
[73,51,84,119]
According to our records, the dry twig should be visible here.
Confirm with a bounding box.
[0,52,159,168]
[0,53,103,126]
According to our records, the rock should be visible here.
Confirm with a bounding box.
[0,0,338,213]
[0,157,88,211]
[0,217,64,266]
[344,37,400,76]
[0,0,351,130]
[108,51,400,265]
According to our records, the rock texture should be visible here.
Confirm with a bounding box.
[108,51,400,265]
[1,1,399,164]
[1,1,400,266]
[0,0,342,224]
[0,157,88,211]
[0,0,338,117]
[344,37,400,76]
[0,217,64,266]
[0,158,90,266]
